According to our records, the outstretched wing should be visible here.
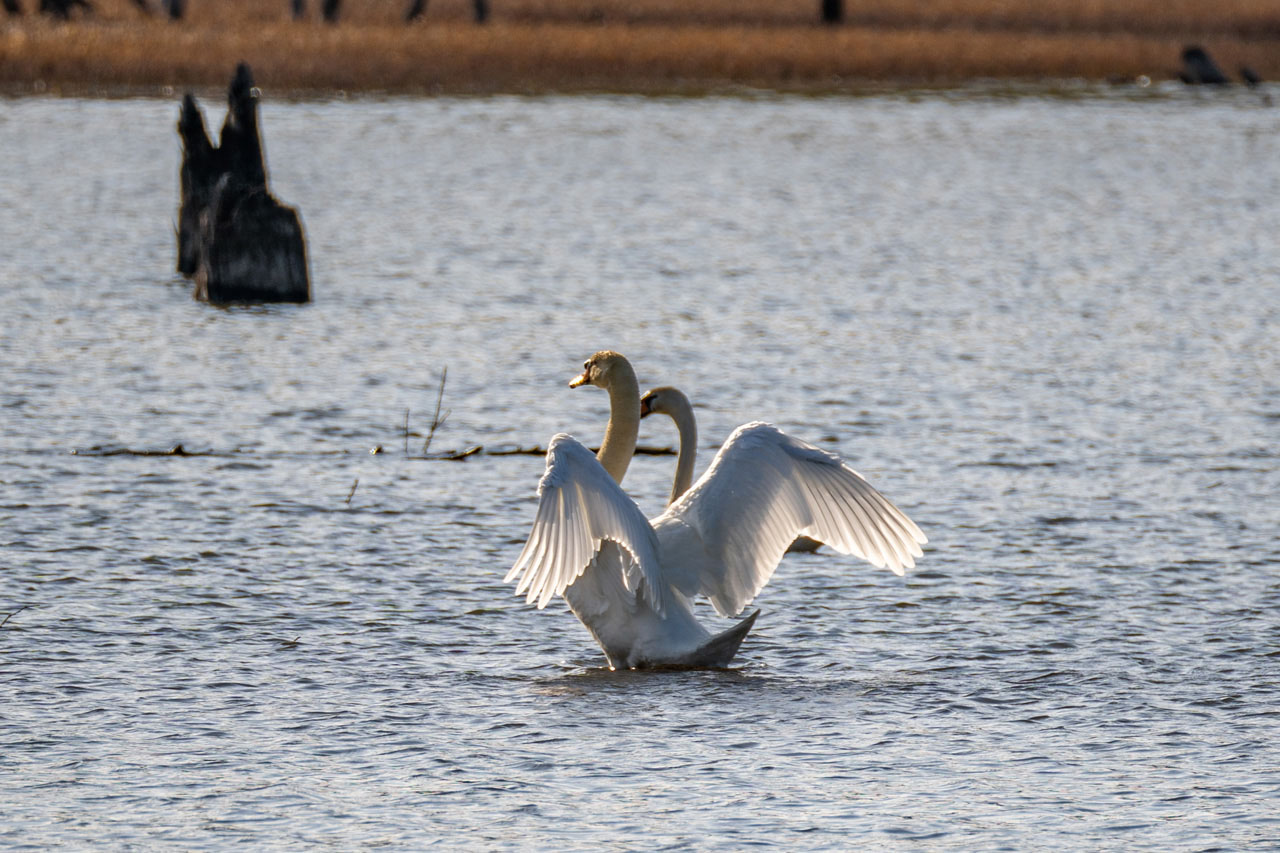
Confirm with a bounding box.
[505,434,665,613]
[657,422,926,617]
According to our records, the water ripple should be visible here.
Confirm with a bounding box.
[2,92,1279,851]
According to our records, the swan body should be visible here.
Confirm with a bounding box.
[508,351,927,670]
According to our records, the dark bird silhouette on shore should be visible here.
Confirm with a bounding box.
[1179,46,1231,85]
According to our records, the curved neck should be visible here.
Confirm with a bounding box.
[598,368,640,485]
[667,402,698,505]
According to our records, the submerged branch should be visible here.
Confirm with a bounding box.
[71,444,198,457]
[487,445,675,457]
[66,443,670,460]
[1,606,29,629]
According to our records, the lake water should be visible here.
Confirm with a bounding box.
[2,86,1278,850]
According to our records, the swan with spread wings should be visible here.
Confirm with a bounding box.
[506,351,927,670]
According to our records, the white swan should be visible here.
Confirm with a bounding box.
[638,386,699,506]
[507,351,927,670]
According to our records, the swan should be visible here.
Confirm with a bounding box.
[638,386,699,506]
[506,351,927,670]
[641,385,823,552]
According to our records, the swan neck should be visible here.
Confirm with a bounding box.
[668,402,698,505]
[598,367,640,484]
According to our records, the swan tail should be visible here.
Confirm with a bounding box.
[683,609,760,668]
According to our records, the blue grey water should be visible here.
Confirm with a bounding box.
[1,88,1278,850]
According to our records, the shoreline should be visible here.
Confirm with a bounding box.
[2,9,1276,97]
[3,77,1260,103]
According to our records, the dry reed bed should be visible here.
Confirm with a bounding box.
[12,0,1280,33]
[3,0,1279,93]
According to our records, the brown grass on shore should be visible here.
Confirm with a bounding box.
[3,0,1279,94]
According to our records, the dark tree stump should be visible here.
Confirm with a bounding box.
[3,0,23,15]
[176,94,213,277]
[820,0,842,25]
[177,63,310,304]
[1179,46,1230,85]
[197,182,310,303]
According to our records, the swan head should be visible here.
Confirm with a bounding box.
[639,386,690,419]
[570,350,631,390]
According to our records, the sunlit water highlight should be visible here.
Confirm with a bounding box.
[2,88,1278,849]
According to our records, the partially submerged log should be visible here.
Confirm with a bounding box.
[177,63,310,303]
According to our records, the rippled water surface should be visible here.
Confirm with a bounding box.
[2,89,1279,849]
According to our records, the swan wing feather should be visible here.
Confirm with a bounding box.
[661,422,926,617]
[506,434,665,613]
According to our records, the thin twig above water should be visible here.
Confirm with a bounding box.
[422,367,450,457]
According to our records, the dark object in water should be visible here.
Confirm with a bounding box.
[177,63,310,304]
[821,0,842,24]
[1241,66,1263,87]
[1179,46,1230,85]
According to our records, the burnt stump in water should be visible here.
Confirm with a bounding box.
[177,63,310,304]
